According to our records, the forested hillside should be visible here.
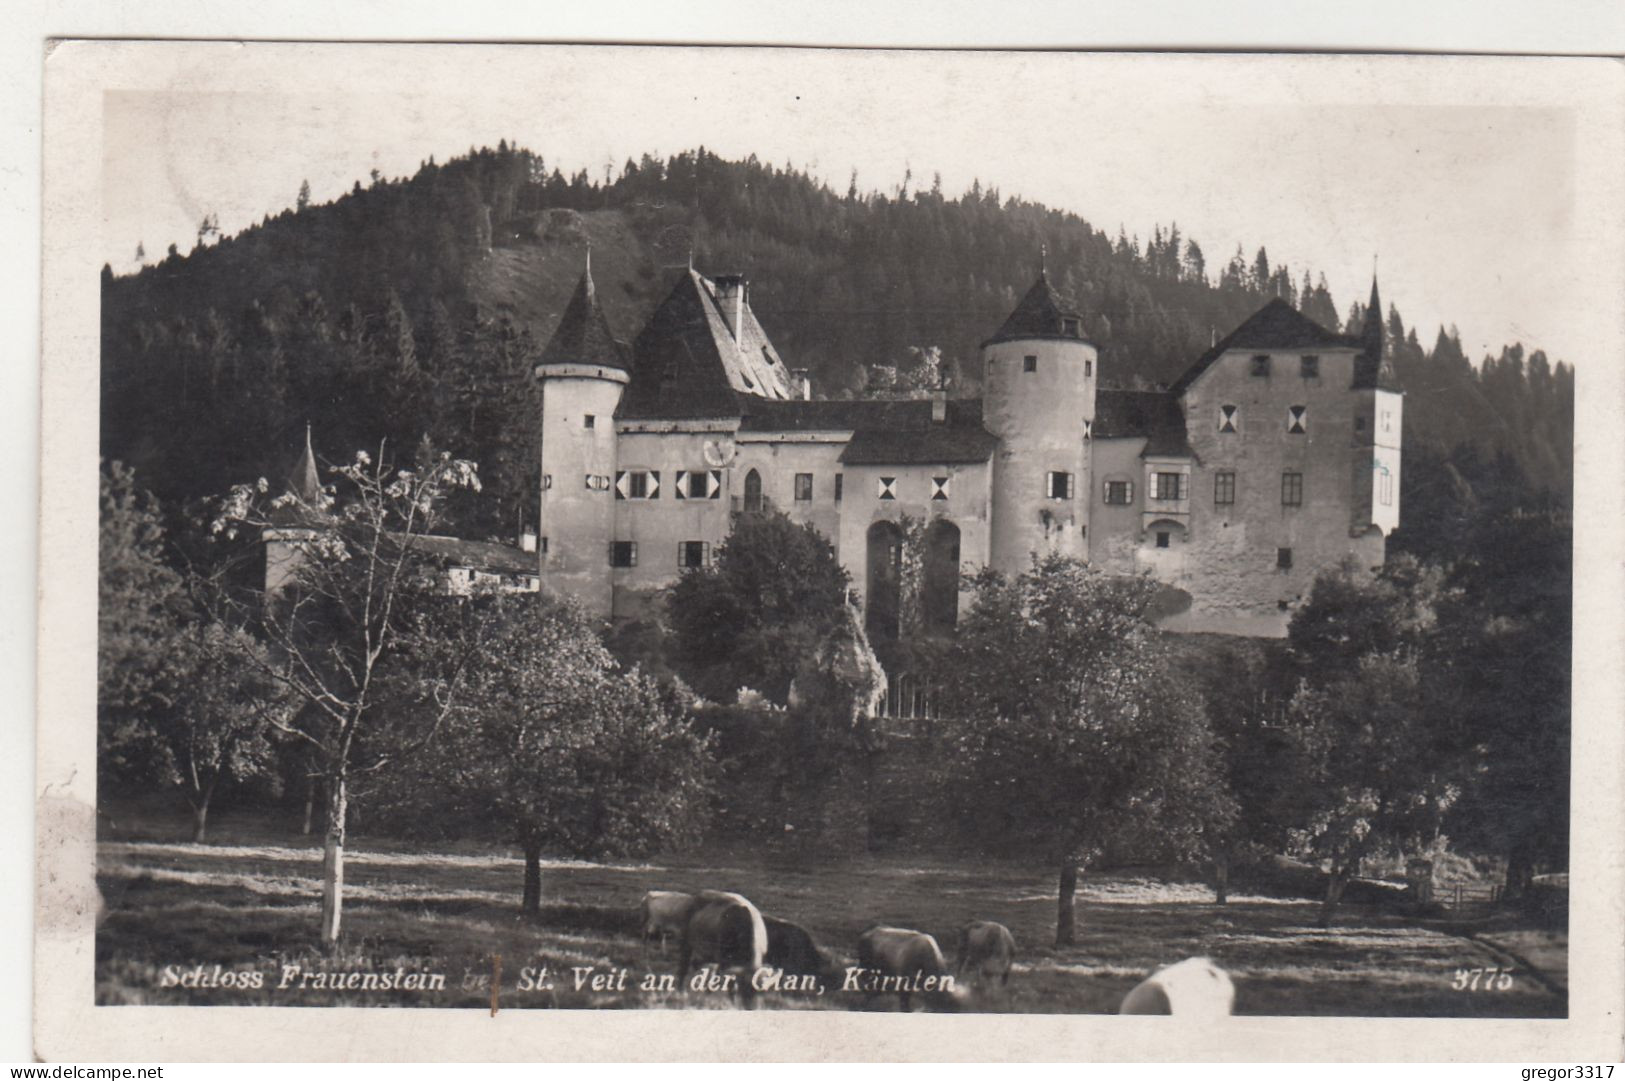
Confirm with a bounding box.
[100,143,1573,540]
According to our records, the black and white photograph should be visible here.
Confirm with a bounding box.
[28,38,1625,1061]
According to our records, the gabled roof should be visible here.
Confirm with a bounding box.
[409,535,538,576]
[537,258,630,372]
[735,396,998,465]
[1168,297,1360,396]
[737,396,982,433]
[1094,389,1191,458]
[983,271,1094,347]
[616,270,796,420]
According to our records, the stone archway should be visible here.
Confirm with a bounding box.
[865,520,904,642]
[922,518,962,634]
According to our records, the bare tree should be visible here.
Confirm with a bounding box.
[211,444,486,948]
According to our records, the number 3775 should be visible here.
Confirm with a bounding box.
[1452,966,1515,991]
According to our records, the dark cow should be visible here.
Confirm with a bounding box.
[677,890,768,1009]
[763,914,827,977]
[851,926,960,1012]
[1118,957,1236,1018]
[638,890,698,958]
[955,920,1016,995]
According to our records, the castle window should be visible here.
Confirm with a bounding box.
[1251,355,1270,377]
[1300,355,1320,378]
[1047,471,1075,500]
[1277,547,1293,569]
[1085,359,1093,377]
[609,541,637,568]
[541,536,548,554]
[1104,480,1134,505]
[1379,469,1395,506]
[679,540,710,569]
[1218,404,1238,433]
[835,474,844,502]
[1355,416,1366,432]
[585,474,611,492]
[1287,405,1307,434]
[743,469,764,513]
[542,473,553,490]
[1082,419,1092,440]
[794,473,814,501]
[878,476,897,500]
[1156,531,1171,549]
[1382,411,1393,433]
[1150,472,1187,501]
[1281,472,1303,506]
[1024,355,1038,373]
[1214,471,1236,505]
[931,476,950,501]
[1063,318,1080,337]
[615,470,660,500]
[584,414,596,428]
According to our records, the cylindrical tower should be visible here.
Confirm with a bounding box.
[982,270,1098,576]
[534,255,630,617]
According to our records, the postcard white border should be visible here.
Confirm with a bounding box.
[34,40,1625,1062]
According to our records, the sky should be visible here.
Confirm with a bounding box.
[101,46,1598,365]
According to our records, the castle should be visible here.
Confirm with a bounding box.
[531,256,1402,639]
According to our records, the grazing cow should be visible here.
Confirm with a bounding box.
[955,920,1016,994]
[677,890,768,1009]
[763,915,827,978]
[852,926,960,1012]
[638,890,698,958]
[1118,957,1236,1018]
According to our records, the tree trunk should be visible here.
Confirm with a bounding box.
[1214,848,1230,906]
[1317,863,1349,929]
[302,775,316,836]
[1504,845,1534,902]
[521,841,543,915]
[319,774,348,950]
[1056,863,1079,947]
[190,800,209,844]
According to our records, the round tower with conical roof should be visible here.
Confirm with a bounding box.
[981,263,1098,575]
[534,251,631,617]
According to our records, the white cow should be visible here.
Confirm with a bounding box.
[1118,957,1235,1018]
[638,890,699,957]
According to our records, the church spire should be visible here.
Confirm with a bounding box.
[289,422,320,504]
[1361,266,1384,362]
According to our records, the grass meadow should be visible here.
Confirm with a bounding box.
[95,802,1566,1016]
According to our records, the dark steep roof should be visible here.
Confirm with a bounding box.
[1168,297,1360,396]
[269,426,325,527]
[983,272,1094,347]
[1094,388,1191,458]
[617,270,796,420]
[1353,276,1400,391]
[537,260,630,372]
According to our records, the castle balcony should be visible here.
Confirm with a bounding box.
[731,493,777,516]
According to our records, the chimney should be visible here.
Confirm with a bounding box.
[790,367,812,400]
[932,387,947,424]
[714,274,747,342]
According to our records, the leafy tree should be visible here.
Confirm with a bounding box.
[668,508,849,704]
[98,461,189,776]
[937,556,1235,945]
[376,594,715,912]
[1283,557,1467,926]
[210,444,488,947]
[139,621,295,841]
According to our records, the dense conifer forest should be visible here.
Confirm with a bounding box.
[100,143,1572,544]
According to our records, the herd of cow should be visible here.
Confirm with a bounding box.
[637,888,1237,1015]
